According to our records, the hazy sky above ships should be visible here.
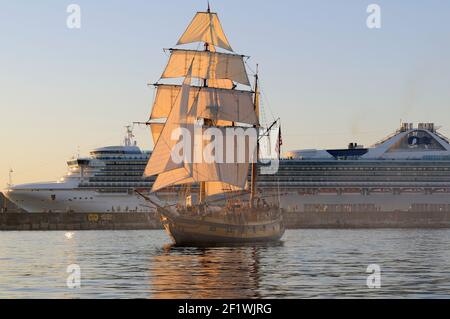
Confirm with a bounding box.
[1,0,450,187]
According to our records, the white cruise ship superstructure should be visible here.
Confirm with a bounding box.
[269,123,450,214]
[6,123,450,214]
[4,128,156,213]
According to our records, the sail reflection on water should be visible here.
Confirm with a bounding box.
[149,246,263,299]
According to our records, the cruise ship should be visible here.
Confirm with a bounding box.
[5,123,450,214]
[268,123,450,214]
[4,128,157,213]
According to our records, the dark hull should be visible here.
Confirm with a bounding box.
[166,229,284,246]
[160,211,285,246]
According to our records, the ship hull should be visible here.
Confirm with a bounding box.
[159,211,285,246]
[273,191,450,214]
[4,188,155,213]
[10,187,450,216]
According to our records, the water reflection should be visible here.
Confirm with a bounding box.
[149,244,274,299]
[2,230,450,298]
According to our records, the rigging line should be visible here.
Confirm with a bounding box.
[259,119,280,141]
[259,97,269,129]
[244,61,275,126]
[244,60,256,76]
[258,79,276,122]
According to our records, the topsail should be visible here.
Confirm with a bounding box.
[161,49,250,86]
[177,11,233,52]
[151,84,258,125]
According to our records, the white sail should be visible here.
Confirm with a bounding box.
[205,182,248,197]
[151,167,192,192]
[151,85,181,120]
[177,12,233,52]
[150,123,165,144]
[144,67,194,178]
[216,120,234,127]
[151,123,254,193]
[161,50,250,86]
[152,162,250,194]
[196,88,257,125]
[151,84,258,125]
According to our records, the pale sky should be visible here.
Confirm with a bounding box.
[1,0,450,188]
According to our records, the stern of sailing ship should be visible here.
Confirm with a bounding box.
[158,207,285,246]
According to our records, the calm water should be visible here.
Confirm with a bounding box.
[1,229,450,299]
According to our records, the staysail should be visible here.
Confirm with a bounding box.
[144,66,195,178]
[150,123,164,145]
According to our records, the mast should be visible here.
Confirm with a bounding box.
[250,66,259,209]
[124,125,135,147]
[199,4,211,205]
[8,169,13,188]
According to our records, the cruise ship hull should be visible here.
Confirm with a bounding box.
[8,187,450,215]
[4,189,155,213]
[4,141,157,213]
[277,192,450,214]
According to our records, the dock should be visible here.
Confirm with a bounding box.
[284,211,450,229]
[3,191,450,230]
[2,210,450,231]
[0,212,162,231]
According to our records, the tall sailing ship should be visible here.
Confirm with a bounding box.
[142,6,285,245]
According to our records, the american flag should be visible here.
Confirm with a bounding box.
[275,125,282,158]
